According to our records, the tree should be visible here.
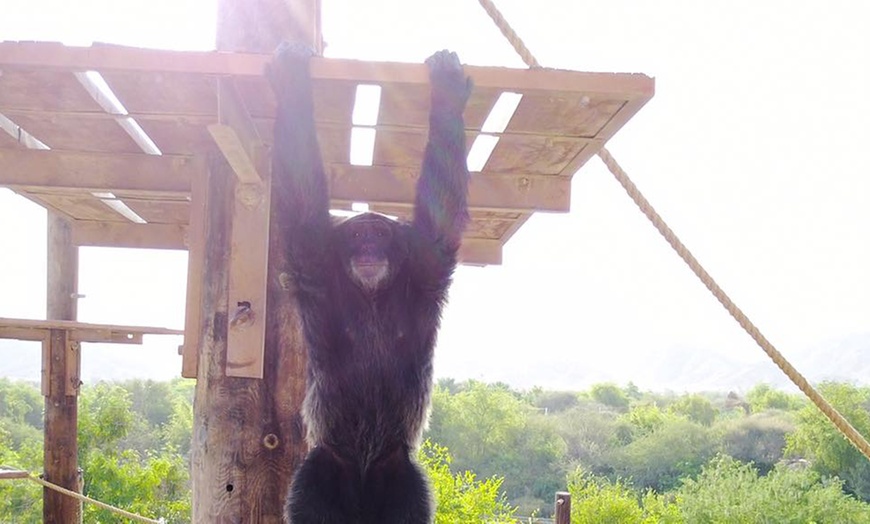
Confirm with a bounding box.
[567,468,681,524]
[589,383,631,413]
[669,394,717,427]
[786,382,870,501]
[610,418,717,492]
[719,412,794,474]
[745,383,805,413]
[677,455,870,523]
[418,440,516,523]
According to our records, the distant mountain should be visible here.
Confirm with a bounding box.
[2,333,868,393]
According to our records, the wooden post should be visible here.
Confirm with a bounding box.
[189,2,320,521]
[190,152,309,522]
[217,0,322,54]
[555,491,571,524]
[43,212,81,524]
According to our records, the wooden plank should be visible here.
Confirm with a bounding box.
[65,338,81,396]
[41,338,50,396]
[328,165,571,213]
[0,69,101,112]
[0,469,30,480]
[226,180,270,378]
[0,42,655,97]
[0,149,196,194]
[0,318,183,337]
[9,113,140,153]
[208,76,264,183]
[121,198,191,224]
[485,135,593,176]
[0,326,51,341]
[71,221,188,249]
[34,193,128,222]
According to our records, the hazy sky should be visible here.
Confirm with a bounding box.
[0,0,868,390]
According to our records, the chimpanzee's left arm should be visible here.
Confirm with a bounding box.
[410,50,472,288]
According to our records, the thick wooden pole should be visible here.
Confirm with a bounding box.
[44,212,81,524]
[189,3,318,521]
[191,155,308,522]
[217,0,322,54]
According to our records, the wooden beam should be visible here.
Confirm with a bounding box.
[0,149,571,212]
[70,221,188,250]
[0,42,655,98]
[44,212,80,524]
[62,218,508,266]
[328,165,571,213]
[208,77,265,184]
[0,149,197,194]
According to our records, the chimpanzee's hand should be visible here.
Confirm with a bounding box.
[425,50,473,116]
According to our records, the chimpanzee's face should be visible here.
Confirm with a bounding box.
[336,213,402,291]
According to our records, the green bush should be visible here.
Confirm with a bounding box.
[419,440,516,523]
[676,455,870,523]
[567,468,682,524]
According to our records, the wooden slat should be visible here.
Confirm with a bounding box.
[0,317,183,337]
[0,149,196,194]
[0,69,100,112]
[70,221,188,249]
[9,113,139,153]
[328,165,571,213]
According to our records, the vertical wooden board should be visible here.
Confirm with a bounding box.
[41,337,50,396]
[64,339,81,396]
[182,169,207,378]
[226,180,270,378]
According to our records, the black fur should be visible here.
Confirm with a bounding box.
[268,43,471,524]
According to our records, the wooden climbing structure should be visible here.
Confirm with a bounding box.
[0,0,655,521]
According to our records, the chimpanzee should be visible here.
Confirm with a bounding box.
[266,42,472,524]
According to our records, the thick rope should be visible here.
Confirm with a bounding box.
[476,0,870,462]
[476,0,541,69]
[597,148,870,460]
[0,470,164,524]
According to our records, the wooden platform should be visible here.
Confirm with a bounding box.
[0,41,654,265]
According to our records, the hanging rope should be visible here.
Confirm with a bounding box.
[0,469,164,524]
[475,0,870,462]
